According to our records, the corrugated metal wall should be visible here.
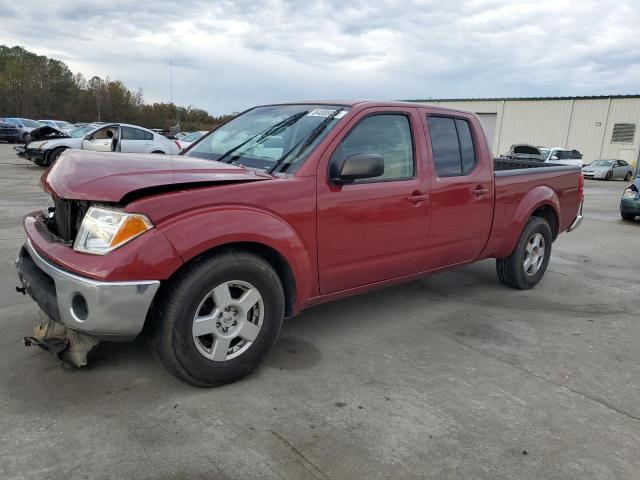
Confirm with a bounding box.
[419,97,640,167]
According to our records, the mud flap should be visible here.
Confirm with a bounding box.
[24,312,99,367]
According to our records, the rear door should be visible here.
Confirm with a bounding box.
[316,108,431,294]
[423,112,493,269]
[120,126,155,153]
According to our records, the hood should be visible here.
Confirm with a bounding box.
[42,149,272,203]
[30,125,71,141]
[0,121,18,128]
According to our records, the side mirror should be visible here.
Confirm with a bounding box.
[330,153,384,184]
[550,155,558,160]
[84,135,92,140]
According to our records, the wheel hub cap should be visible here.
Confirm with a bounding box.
[191,280,264,361]
[523,233,545,276]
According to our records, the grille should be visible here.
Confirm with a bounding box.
[48,198,89,243]
[0,127,18,133]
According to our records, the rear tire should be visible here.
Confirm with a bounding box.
[496,216,552,290]
[624,172,632,182]
[147,249,285,387]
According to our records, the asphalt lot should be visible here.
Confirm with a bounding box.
[1,142,639,480]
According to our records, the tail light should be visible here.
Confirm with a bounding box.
[578,172,584,202]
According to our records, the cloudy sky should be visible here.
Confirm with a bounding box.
[2,0,639,114]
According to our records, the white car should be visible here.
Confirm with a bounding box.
[582,159,634,181]
[177,131,208,150]
[540,147,583,168]
[19,123,181,166]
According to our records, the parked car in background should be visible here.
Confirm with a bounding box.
[0,118,23,143]
[540,147,583,167]
[2,118,43,143]
[15,101,583,386]
[500,144,545,162]
[621,176,640,220]
[177,130,207,150]
[38,119,75,133]
[582,159,634,181]
[17,123,181,166]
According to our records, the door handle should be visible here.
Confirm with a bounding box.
[407,192,429,204]
[472,186,490,196]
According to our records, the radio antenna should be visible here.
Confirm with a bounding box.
[169,57,175,176]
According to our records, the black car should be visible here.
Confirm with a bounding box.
[0,119,22,143]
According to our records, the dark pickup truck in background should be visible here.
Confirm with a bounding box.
[16,101,583,386]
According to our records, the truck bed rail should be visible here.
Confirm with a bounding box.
[494,158,580,177]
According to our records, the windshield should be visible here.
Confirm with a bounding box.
[21,119,43,128]
[591,160,613,167]
[181,131,206,142]
[4,118,22,126]
[186,104,349,173]
[68,125,97,138]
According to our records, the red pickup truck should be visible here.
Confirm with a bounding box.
[16,101,583,386]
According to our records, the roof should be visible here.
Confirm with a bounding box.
[404,94,640,103]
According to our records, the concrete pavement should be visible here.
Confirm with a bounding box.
[1,143,639,479]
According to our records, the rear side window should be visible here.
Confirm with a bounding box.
[427,116,477,176]
[122,126,153,141]
[336,114,415,181]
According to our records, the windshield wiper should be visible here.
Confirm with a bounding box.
[268,108,344,174]
[215,111,308,164]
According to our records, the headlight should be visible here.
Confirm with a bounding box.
[623,188,637,198]
[73,206,153,255]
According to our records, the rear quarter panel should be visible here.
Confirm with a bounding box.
[483,169,581,259]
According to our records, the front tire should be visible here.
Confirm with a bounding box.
[624,172,632,182]
[605,171,612,180]
[148,250,285,387]
[496,216,552,290]
[22,132,31,144]
[46,147,67,166]
[621,212,636,221]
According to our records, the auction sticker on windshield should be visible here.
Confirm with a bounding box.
[307,109,348,118]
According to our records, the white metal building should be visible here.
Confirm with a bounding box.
[412,95,640,169]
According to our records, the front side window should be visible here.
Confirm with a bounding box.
[186,104,349,173]
[333,114,414,181]
[427,116,477,176]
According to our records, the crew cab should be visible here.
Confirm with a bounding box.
[15,101,583,387]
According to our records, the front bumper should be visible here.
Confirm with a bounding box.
[620,197,640,215]
[19,147,45,163]
[0,133,21,142]
[16,239,160,340]
[567,201,583,232]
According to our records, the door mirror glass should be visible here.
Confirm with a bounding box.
[331,153,385,184]
[551,155,558,160]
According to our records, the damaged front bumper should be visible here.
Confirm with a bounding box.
[16,239,160,340]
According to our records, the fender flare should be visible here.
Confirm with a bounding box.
[159,206,314,313]
[498,185,560,258]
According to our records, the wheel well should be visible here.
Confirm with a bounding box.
[532,204,559,240]
[177,242,297,317]
[47,146,68,162]
[151,150,165,154]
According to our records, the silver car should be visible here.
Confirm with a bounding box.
[582,159,634,181]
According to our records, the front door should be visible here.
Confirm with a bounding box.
[317,109,430,294]
[423,112,493,268]
[82,125,119,152]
